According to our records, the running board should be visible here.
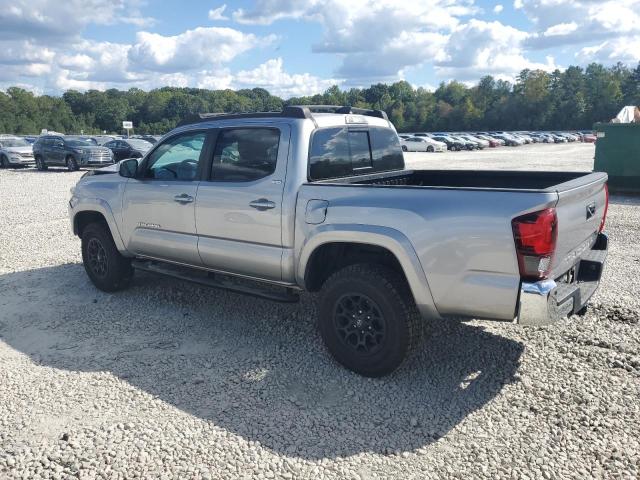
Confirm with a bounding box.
[132,260,300,303]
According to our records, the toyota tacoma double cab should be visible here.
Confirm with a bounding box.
[68,106,609,376]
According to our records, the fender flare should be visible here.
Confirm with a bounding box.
[72,197,128,253]
[297,223,441,319]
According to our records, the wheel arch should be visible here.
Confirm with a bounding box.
[72,200,127,253]
[297,224,440,319]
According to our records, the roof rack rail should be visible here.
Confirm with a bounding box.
[177,104,388,126]
[291,105,389,120]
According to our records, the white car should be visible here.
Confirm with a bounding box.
[0,136,35,167]
[401,136,447,152]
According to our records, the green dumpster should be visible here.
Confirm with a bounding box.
[594,122,640,193]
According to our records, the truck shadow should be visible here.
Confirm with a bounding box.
[0,263,523,460]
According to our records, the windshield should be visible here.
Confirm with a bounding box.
[127,139,152,150]
[1,138,29,147]
[66,139,95,147]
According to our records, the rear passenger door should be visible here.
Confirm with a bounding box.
[195,125,290,281]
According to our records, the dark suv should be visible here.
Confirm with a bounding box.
[33,135,114,171]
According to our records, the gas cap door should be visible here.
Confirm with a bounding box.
[305,199,329,224]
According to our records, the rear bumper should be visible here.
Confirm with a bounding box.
[517,233,608,326]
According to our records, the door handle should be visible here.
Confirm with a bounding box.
[249,198,276,211]
[174,193,194,204]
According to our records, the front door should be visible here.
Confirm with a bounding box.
[121,130,208,266]
[195,125,289,281]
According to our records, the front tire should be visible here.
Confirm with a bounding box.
[81,222,133,292]
[35,155,48,170]
[401,145,408,152]
[318,264,423,377]
[427,146,434,153]
[66,155,79,171]
[0,155,9,168]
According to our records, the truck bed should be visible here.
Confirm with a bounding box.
[320,169,596,192]
[300,168,608,321]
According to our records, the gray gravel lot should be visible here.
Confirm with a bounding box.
[1,143,639,479]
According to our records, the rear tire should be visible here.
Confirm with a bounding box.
[318,264,423,377]
[81,222,133,292]
[401,145,408,152]
[0,155,9,168]
[35,155,48,171]
[66,155,79,171]
[427,146,434,153]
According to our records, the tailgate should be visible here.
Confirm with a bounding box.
[551,172,608,277]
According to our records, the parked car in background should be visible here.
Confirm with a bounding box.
[400,136,447,152]
[104,138,153,161]
[22,136,38,144]
[33,135,113,171]
[431,135,465,151]
[491,133,522,146]
[475,134,502,147]
[449,135,479,150]
[459,134,490,149]
[0,136,35,167]
[510,133,531,144]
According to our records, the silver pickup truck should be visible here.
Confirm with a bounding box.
[68,106,609,376]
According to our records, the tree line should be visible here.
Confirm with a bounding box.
[1,62,639,135]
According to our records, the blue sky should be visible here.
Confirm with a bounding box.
[1,0,639,97]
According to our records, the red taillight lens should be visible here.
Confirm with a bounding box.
[599,183,609,233]
[512,208,558,280]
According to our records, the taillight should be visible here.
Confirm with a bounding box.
[599,183,609,233]
[512,208,558,280]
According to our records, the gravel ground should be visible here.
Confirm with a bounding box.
[1,143,638,479]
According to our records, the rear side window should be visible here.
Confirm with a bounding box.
[309,127,404,180]
[211,128,280,182]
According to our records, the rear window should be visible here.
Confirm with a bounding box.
[309,127,404,181]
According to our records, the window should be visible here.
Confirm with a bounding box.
[349,131,372,170]
[370,127,404,172]
[309,127,404,181]
[144,131,205,181]
[308,128,351,180]
[211,128,280,182]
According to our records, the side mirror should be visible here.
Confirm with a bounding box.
[119,158,138,178]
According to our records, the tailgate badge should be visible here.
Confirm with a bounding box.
[586,203,596,220]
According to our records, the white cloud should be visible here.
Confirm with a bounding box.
[576,38,640,65]
[235,58,340,97]
[494,4,504,13]
[436,20,557,81]
[208,4,229,21]
[520,0,640,49]
[127,27,271,73]
[543,22,578,37]
[0,0,154,41]
[233,1,477,84]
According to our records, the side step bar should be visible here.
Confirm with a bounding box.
[132,260,300,303]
